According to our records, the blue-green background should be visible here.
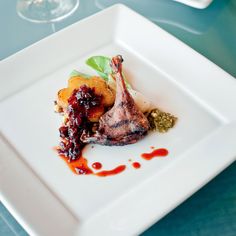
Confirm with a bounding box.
[0,0,235,235]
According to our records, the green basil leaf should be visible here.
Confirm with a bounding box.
[86,56,112,81]
[85,55,132,89]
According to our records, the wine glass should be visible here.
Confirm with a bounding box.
[16,0,79,23]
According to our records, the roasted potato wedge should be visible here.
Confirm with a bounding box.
[57,88,73,109]
[56,75,115,122]
[68,76,114,106]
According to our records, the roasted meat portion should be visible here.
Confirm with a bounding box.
[81,55,149,146]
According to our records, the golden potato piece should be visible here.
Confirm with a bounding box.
[68,76,115,106]
[56,75,115,122]
[57,87,73,109]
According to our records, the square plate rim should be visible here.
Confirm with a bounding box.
[0,3,236,236]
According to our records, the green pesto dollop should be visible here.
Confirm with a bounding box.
[147,108,177,133]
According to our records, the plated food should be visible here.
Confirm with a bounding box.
[54,55,177,176]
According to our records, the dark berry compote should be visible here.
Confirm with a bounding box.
[57,85,103,162]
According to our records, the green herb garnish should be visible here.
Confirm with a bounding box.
[147,108,177,133]
[86,56,112,80]
[86,55,131,88]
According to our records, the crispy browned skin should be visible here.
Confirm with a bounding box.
[81,55,149,145]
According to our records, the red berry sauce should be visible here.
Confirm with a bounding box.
[57,85,102,162]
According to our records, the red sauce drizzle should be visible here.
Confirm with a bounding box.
[132,162,141,169]
[141,148,168,160]
[96,165,126,177]
[92,162,102,170]
[60,155,93,175]
[59,152,125,177]
[56,147,169,176]
[57,86,103,162]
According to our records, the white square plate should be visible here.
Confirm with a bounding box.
[0,4,235,236]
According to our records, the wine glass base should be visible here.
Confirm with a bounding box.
[16,0,79,23]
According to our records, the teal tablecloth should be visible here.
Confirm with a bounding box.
[0,0,236,235]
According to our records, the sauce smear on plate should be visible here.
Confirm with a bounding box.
[141,148,168,160]
[57,147,168,176]
[96,165,126,177]
[132,162,141,169]
[92,162,102,170]
[60,154,126,177]
[60,155,93,175]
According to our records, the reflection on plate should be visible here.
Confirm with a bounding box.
[95,0,225,34]
[174,0,213,9]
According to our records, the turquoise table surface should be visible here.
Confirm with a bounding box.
[0,0,236,235]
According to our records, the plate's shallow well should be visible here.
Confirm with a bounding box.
[0,4,236,236]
